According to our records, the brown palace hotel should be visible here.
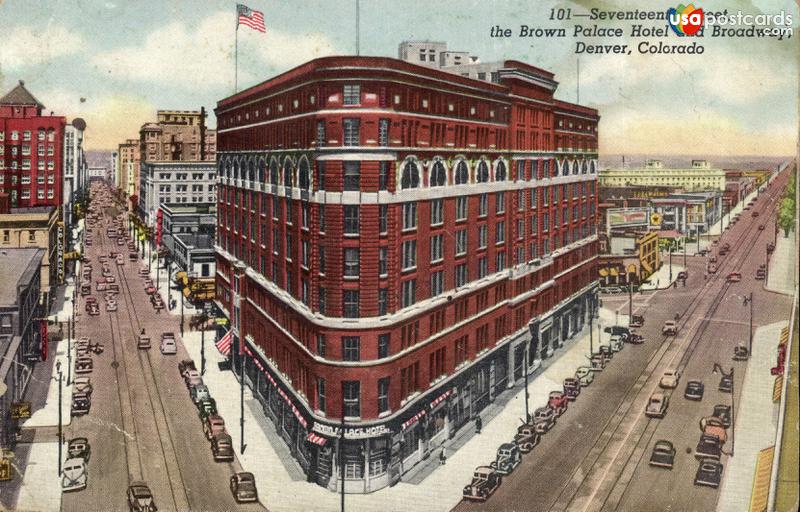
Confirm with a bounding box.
[214,56,599,492]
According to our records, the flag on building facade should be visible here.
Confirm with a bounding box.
[216,329,233,356]
[237,4,266,33]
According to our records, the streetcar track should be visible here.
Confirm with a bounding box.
[550,183,785,512]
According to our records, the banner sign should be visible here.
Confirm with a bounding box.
[10,402,31,420]
[607,208,649,228]
[56,222,65,284]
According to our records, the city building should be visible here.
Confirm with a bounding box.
[597,230,660,288]
[62,118,87,237]
[160,202,217,278]
[137,161,216,228]
[214,55,599,492]
[0,248,44,449]
[398,41,499,83]
[139,109,214,163]
[0,206,60,305]
[117,138,140,207]
[0,81,66,209]
[649,192,723,237]
[87,166,107,181]
[599,159,725,192]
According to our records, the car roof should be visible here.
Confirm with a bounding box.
[499,442,515,449]
[69,437,88,444]
[236,472,255,481]
[654,440,673,449]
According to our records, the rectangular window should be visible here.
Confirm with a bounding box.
[378,334,391,358]
[430,199,443,225]
[516,247,524,264]
[343,161,360,191]
[478,225,488,249]
[316,120,326,147]
[455,229,467,256]
[316,378,326,413]
[402,202,417,230]
[316,334,326,357]
[479,193,488,217]
[343,248,360,277]
[402,240,417,270]
[495,221,505,244]
[456,196,468,221]
[379,204,388,234]
[342,336,361,361]
[401,280,416,308]
[319,246,326,274]
[455,263,468,287]
[378,377,390,414]
[378,289,388,315]
[378,161,389,191]
[344,205,360,234]
[301,240,310,267]
[518,189,526,210]
[316,161,326,191]
[496,192,505,213]
[430,270,445,296]
[343,290,360,318]
[517,219,525,239]
[478,256,488,278]
[343,118,360,146]
[378,247,388,276]
[343,85,361,106]
[318,286,327,314]
[455,335,469,366]
[496,252,506,271]
[430,234,443,263]
[343,381,360,417]
[378,118,390,146]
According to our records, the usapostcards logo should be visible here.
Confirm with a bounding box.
[667,4,705,36]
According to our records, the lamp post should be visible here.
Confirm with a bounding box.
[523,340,531,423]
[668,245,673,283]
[589,313,594,359]
[743,293,754,356]
[628,282,633,325]
[67,317,72,385]
[712,363,735,456]
[56,360,63,476]
[240,335,246,455]
[200,304,207,376]
[340,382,347,512]
[683,235,687,266]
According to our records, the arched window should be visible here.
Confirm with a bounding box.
[269,160,279,185]
[476,161,489,183]
[581,161,588,174]
[430,161,446,187]
[590,161,597,174]
[219,160,228,179]
[247,160,255,182]
[233,160,240,181]
[401,160,419,189]
[562,160,570,176]
[455,161,468,185]
[283,160,294,187]
[298,158,310,190]
[494,161,506,181]
[572,161,579,175]
[257,159,266,183]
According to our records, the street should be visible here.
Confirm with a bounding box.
[61,184,266,512]
[454,170,792,512]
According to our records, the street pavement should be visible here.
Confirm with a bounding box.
[57,184,265,512]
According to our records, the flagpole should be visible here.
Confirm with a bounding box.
[235,21,239,93]
[355,0,360,56]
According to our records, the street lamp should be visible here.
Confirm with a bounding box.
[743,293,754,356]
[627,281,633,326]
[668,245,673,283]
[523,340,531,424]
[56,360,63,476]
[711,363,735,456]
[339,382,347,512]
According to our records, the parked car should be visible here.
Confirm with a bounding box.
[137,335,151,350]
[106,301,118,312]
[563,378,581,400]
[660,369,681,389]
[190,384,211,404]
[627,332,645,344]
[758,224,765,230]
[645,393,669,418]
[755,268,766,280]
[127,481,157,512]
[178,359,197,378]
[548,391,568,417]
[575,366,594,386]
[61,457,87,492]
[598,345,614,360]
[677,271,688,281]
[752,211,759,217]
[684,380,705,401]
[609,335,624,353]
[732,344,749,361]
[203,414,227,440]
[75,357,93,374]
[726,272,741,283]
[67,438,91,462]
[694,459,723,488]
[648,440,676,469]
[160,338,177,355]
[712,404,732,428]
[73,376,93,396]
[700,416,728,445]
[490,443,522,475]
[513,424,541,453]
[71,393,91,416]
[463,466,501,502]
[719,375,733,393]
[230,472,259,504]
[707,263,718,274]
[533,407,556,433]
[662,321,678,336]
[604,325,630,341]
[211,432,234,462]
[629,315,644,328]
[709,255,718,263]
[198,397,219,421]
[590,353,606,371]
[184,370,202,388]
[695,434,722,460]
[87,303,100,316]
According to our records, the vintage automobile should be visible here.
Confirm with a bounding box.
[229,472,259,503]
[712,405,732,428]
[709,255,718,263]
[184,369,203,388]
[75,357,93,374]
[645,393,669,418]
[178,359,197,378]
[677,271,688,281]
[707,263,718,274]
[719,374,733,393]
[755,268,766,280]
[533,407,556,434]
[198,397,218,421]
[71,393,91,416]
[61,457,87,492]
[590,353,606,371]
[752,210,759,217]
[733,344,749,361]
[648,440,676,469]
[659,369,681,389]
[127,481,157,512]
[726,272,741,283]
[629,315,645,328]
[547,391,568,417]
[513,424,541,453]
[212,432,235,462]
[575,366,594,386]
[684,380,705,401]
[700,416,728,445]
[563,378,581,400]
[490,443,522,475]
[695,434,722,460]
[694,459,723,488]
[662,321,678,336]
[191,384,211,404]
[609,335,624,353]
[604,325,630,341]
[627,332,645,344]
[67,438,91,462]
[73,376,93,396]
[463,466,502,502]
[203,415,227,440]
[160,337,177,355]
[598,345,614,361]
[137,335,152,350]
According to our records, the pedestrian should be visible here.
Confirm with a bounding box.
[141,327,145,335]
[439,447,447,465]
[682,279,686,287]
[475,415,482,434]
[656,279,660,289]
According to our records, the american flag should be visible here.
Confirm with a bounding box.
[237,4,266,33]
[216,329,233,356]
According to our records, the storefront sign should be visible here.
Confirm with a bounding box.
[607,208,649,228]
[10,402,31,420]
[40,321,48,361]
[56,221,65,284]
[313,423,392,439]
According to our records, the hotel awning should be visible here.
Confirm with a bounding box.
[306,432,328,446]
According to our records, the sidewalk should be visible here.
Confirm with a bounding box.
[145,249,199,319]
[639,261,686,291]
[182,307,624,512]
[716,320,787,512]
[766,232,795,296]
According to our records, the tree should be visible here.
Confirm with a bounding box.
[778,173,796,237]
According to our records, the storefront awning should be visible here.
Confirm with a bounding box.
[306,432,328,446]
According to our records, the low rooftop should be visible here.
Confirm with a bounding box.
[0,248,43,305]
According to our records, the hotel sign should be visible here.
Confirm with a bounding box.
[607,208,650,228]
[56,221,65,284]
[312,422,391,439]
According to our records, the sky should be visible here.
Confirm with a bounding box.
[0,0,797,156]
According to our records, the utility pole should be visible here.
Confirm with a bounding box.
[744,293,754,355]
[669,245,673,282]
[628,282,633,325]
[683,235,687,266]
[56,361,63,476]
[201,303,207,376]
[523,341,530,423]
[240,335,246,454]
[589,314,594,358]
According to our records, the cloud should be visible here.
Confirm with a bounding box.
[0,24,85,70]
[91,11,339,90]
[695,53,796,104]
